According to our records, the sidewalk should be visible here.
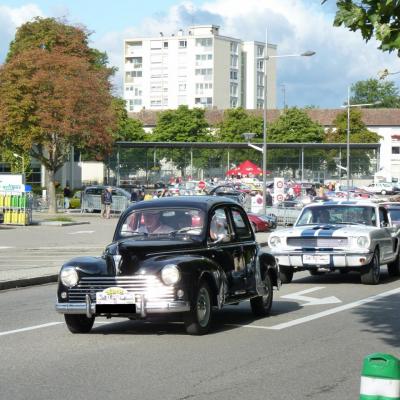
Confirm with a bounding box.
[0,213,270,290]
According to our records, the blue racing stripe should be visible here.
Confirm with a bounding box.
[317,225,343,237]
[300,228,318,236]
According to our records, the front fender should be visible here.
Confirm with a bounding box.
[258,250,279,288]
[62,256,108,277]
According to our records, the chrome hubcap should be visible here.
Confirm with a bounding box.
[197,287,210,327]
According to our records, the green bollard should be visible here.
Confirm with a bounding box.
[360,353,400,399]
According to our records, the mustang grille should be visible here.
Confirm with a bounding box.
[287,237,349,247]
[68,275,175,303]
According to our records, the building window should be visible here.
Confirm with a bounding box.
[257,87,264,98]
[230,55,238,68]
[133,99,142,105]
[392,147,400,154]
[230,83,238,96]
[195,97,213,107]
[230,70,238,80]
[230,98,238,108]
[179,40,187,48]
[257,72,264,86]
[178,83,187,91]
[163,41,168,48]
[150,40,162,49]
[195,38,213,47]
[195,68,213,76]
[257,60,264,70]
[230,42,238,53]
[257,45,264,57]
[257,100,264,109]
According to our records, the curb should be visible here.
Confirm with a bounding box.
[0,275,58,291]
[33,221,90,227]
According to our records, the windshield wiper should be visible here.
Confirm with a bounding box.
[169,227,201,236]
[120,231,148,238]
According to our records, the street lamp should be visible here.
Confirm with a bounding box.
[341,87,381,199]
[378,69,400,80]
[13,153,25,182]
[261,28,315,213]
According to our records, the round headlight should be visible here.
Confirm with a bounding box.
[60,267,78,288]
[161,264,180,285]
[269,236,281,247]
[357,236,369,247]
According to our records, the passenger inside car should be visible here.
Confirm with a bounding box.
[312,208,330,224]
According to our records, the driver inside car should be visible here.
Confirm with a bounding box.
[139,211,173,234]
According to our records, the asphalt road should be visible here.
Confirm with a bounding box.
[1,271,399,400]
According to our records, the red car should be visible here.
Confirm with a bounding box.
[247,213,271,232]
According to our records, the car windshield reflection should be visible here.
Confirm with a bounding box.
[119,208,205,238]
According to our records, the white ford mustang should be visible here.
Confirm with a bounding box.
[268,201,400,285]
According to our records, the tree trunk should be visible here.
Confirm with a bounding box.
[47,168,58,214]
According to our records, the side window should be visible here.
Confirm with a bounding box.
[231,208,252,240]
[379,208,389,227]
[209,208,231,242]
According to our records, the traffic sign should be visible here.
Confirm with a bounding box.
[277,194,284,202]
[198,181,206,190]
[277,180,284,189]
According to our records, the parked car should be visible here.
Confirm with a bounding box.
[55,196,279,335]
[268,200,400,285]
[247,212,277,232]
[363,182,398,195]
[68,191,81,209]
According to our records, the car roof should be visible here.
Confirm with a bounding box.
[304,200,378,208]
[122,195,239,214]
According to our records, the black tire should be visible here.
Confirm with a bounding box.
[64,314,95,333]
[280,266,293,284]
[387,253,400,277]
[250,272,273,317]
[360,250,381,285]
[309,269,324,276]
[184,281,213,335]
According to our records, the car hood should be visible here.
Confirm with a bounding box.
[276,224,376,237]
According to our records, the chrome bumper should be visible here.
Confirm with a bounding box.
[273,251,374,268]
[56,294,190,318]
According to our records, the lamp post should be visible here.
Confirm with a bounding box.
[13,153,25,182]
[261,28,315,213]
[342,87,381,199]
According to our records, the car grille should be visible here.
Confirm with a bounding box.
[287,237,349,247]
[68,275,175,303]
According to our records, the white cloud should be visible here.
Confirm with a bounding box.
[97,0,400,108]
[0,4,43,60]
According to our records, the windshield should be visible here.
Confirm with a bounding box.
[296,205,377,227]
[388,209,400,222]
[119,207,205,238]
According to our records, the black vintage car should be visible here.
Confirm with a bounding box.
[56,196,280,335]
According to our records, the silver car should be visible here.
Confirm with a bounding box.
[268,201,400,285]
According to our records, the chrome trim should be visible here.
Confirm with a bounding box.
[55,300,190,315]
[85,294,92,318]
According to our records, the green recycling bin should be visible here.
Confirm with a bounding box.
[360,353,400,399]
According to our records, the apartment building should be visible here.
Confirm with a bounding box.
[123,25,276,112]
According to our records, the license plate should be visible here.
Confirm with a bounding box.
[96,287,135,304]
[303,254,330,265]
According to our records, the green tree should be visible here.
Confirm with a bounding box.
[151,106,210,176]
[325,108,381,175]
[323,0,400,56]
[216,108,263,142]
[350,78,400,108]
[267,108,325,178]
[112,98,147,142]
[268,108,325,142]
[0,18,116,213]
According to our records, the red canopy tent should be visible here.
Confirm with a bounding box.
[226,160,263,176]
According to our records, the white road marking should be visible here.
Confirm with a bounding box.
[67,231,95,235]
[0,322,62,337]
[0,247,14,250]
[232,286,400,331]
[280,286,342,306]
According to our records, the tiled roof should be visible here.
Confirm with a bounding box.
[129,108,400,127]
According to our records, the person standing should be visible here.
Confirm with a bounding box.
[265,189,273,206]
[63,184,71,209]
[101,187,113,218]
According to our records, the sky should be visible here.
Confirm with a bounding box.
[0,0,399,109]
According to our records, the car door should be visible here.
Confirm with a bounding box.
[207,206,246,299]
[378,207,397,262]
[229,206,257,293]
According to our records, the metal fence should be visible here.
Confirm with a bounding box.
[265,206,301,226]
[81,194,130,214]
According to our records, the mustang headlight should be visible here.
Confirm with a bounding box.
[60,267,78,288]
[269,236,281,247]
[161,264,180,285]
[357,236,369,247]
